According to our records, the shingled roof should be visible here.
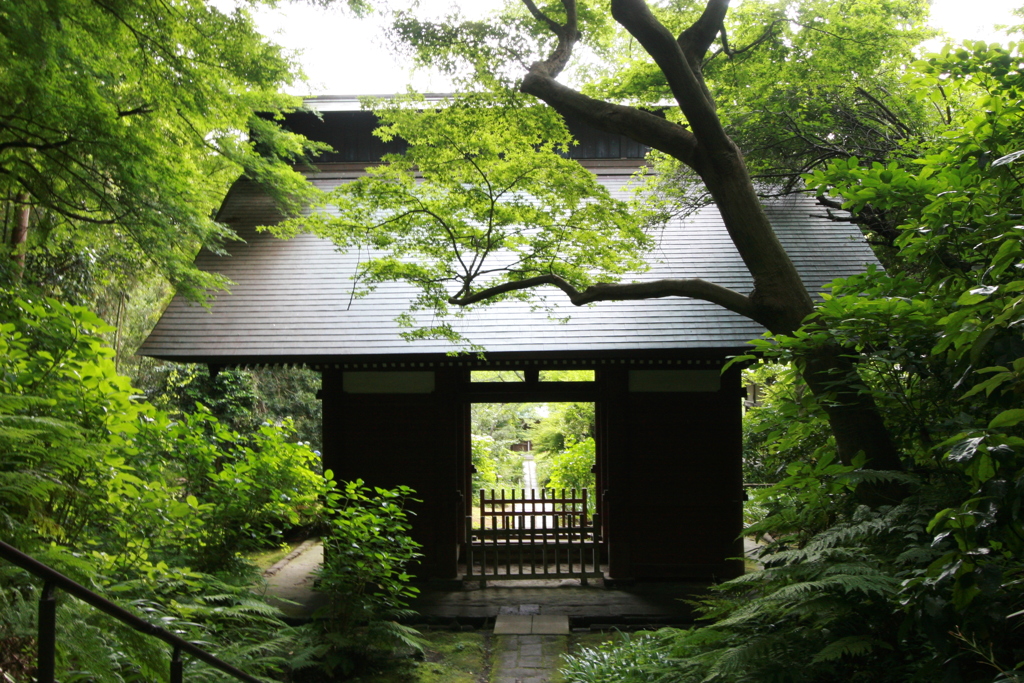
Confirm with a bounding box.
[139,159,879,367]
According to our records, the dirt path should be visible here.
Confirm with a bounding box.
[260,540,325,619]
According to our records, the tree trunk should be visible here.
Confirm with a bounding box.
[802,347,904,470]
[515,0,908,487]
[10,192,30,279]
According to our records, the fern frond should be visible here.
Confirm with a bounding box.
[766,574,896,603]
[707,631,795,679]
[810,635,891,663]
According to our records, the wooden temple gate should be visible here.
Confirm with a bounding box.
[465,488,603,585]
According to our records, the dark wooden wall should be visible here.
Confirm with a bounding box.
[277,110,649,163]
[601,367,745,580]
[320,363,744,581]
[320,370,465,579]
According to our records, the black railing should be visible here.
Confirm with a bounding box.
[0,540,262,683]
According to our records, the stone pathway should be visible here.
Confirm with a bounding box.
[491,634,568,683]
[490,604,570,682]
[260,540,326,620]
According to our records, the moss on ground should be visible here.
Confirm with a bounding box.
[343,627,652,683]
[353,631,491,683]
[248,540,306,571]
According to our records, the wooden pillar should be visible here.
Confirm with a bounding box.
[600,366,633,579]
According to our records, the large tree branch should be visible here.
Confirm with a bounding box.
[519,74,699,165]
[0,137,76,154]
[449,273,760,322]
[521,0,578,79]
[610,0,730,151]
[678,0,728,59]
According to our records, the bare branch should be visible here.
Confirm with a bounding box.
[854,87,912,137]
[0,137,76,154]
[448,273,759,322]
[706,19,782,65]
[521,0,563,36]
[117,104,155,117]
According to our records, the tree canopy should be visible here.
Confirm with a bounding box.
[283,0,946,476]
[0,0,323,299]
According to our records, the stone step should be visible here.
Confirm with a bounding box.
[494,614,569,635]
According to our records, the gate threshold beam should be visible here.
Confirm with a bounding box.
[494,614,570,635]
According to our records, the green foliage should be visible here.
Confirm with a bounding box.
[531,401,596,509]
[0,0,324,300]
[145,362,324,452]
[469,400,597,495]
[562,39,1024,683]
[0,291,327,573]
[389,1,619,91]
[249,365,324,453]
[277,93,654,345]
[153,364,260,432]
[561,631,674,683]
[532,401,595,455]
[293,478,424,679]
[389,0,935,214]
[138,406,327,573]
[584,0,935,216]
[1,290,433,681]
[741,363,834,485]
[470,402,540,491]
[1,565,299,683]
[545,437,597,497]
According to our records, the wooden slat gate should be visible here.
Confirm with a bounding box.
[465,489,602,586]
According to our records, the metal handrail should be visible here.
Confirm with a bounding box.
[0,540,262,683]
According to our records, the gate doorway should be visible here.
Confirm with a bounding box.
[462,389,605,584]
[465,487,602,585]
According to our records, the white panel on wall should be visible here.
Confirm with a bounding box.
[628,369,720,392]
[343,371,435,393]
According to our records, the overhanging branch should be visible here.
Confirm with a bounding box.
[678,0,729,59]
[610,0,730,149]
[448,273,759,321]
[519,75,699,165]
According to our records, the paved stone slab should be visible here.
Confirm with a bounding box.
[531,615,569,634]
[499,603,543,615]
[494,615,570,635]
[261,542,326,619]
[494,615,533,634]
[492,635,567,683]
[409,583,706,621]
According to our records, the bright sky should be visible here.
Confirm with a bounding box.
[247,0,1023,96]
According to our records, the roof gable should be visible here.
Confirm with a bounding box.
[139,160,879,365]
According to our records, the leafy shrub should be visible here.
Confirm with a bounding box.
[137,406,327,573]
[741,363,832,485]
[532,401,595,455]
[291,478,424,680]
[152,364,261,434]
[0,290,328,576]
[546,436,597,514]
[0,291,324,680]
[470,402,539,491]
[561,632,674,683]
[145,363,324,452]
